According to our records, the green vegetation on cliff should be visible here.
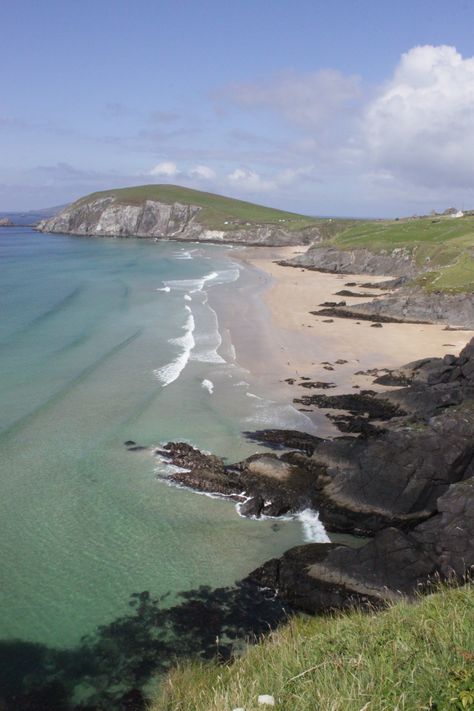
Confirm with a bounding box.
[151,584,474,711]
[329,214,474,293]
[75,184,322,232]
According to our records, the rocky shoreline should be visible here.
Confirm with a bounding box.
[157,337,474,614]
[281,245,474,329]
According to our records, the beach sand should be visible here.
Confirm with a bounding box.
[216,245,474,436]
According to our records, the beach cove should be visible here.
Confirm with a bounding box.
[2,228,474,708]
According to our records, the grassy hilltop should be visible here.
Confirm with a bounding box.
[327,213,474,293]
[151,584,474,711]
[75,184,327,233]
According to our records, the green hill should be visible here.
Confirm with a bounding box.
[75,184,323,232]
[329,214,474,293]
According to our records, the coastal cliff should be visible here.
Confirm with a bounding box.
[37,184,323,246]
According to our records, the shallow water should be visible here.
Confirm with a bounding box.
[0,229,327,659]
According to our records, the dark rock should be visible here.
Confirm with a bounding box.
[297,381,336,390]
[293,391,404,421]
[335,290,379,298]
[370,322,383,328]
[160,441,326,517]
[247,476,474,613]
[319,300,347,307]
[312,408,474,534]
[124,440,136,446]
[312,307,426,324]
[127,445,147,452]
[243,429,323,453]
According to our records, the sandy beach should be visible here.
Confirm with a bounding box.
[219,244,474,434]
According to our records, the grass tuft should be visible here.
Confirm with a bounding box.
[149,584,474,711]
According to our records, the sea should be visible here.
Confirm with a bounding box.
[0,226,328,707]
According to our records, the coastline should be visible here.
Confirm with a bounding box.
[212,244,474,434]
[162,239,474,615]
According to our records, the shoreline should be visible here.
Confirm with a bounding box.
[222,244,474,418]
[161,242,474,614]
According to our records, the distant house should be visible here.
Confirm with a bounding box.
[451,210,464,219]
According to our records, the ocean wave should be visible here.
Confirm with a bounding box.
[244,402,318,433]
[164,267,240,294]
[201,379,214,394]
[156,286,171,292]
[172,250,194,260]
[153,312,195,387]
[190,301,226,364]
[164,271,219,293]
[297,509,330,543]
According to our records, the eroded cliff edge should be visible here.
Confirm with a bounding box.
[37,186,322,246]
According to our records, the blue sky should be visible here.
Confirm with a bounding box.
[2,0,474,216]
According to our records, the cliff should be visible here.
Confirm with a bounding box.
[37,184,324,246]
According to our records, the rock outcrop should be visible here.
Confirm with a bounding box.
[160,339,474,613]
[283,245,474,328]
[313,289,474,330]
[248,477,474,612]
[285,245,417,277]
[37,195,319,246]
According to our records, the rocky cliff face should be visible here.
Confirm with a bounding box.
[37,196,319,246]
[286,245,418,277]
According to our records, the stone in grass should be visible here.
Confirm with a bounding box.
[258,695,276,706]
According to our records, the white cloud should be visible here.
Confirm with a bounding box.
[222,69,361,129]
[189,164,216,180]
[226,165,316,193]
[227,168,274,192]
[364,45,474,187]
[149,161,180,177]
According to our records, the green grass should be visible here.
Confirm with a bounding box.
[150,584,474,711]
[328,215,474,293]
[75,184,324,232]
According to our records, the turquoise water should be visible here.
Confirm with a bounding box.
[0,229,323,665]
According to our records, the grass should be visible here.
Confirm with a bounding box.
[150,584,474,711]
[75,184,324,232]
[328,215,474,293]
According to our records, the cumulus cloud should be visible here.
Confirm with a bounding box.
[222,69,361,128]
[227,165,316,193]
[227,168,274,192]
[149,161,180,178]
[189,164,216,180]
[364,45,474,187]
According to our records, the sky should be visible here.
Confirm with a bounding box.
[2,0,474,216]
